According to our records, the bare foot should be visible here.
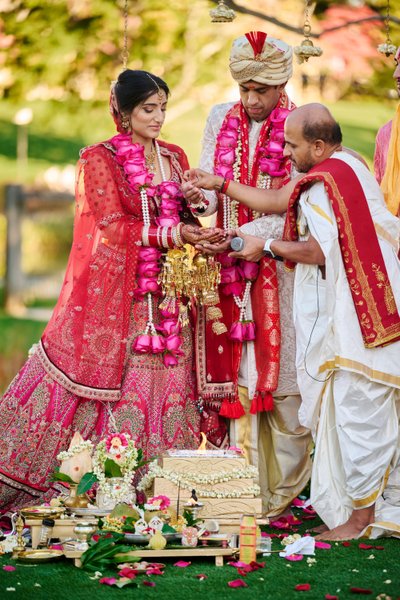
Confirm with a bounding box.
[308,524,328,534]
[315,505,375,541]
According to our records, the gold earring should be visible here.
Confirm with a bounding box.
[121,113,130,130]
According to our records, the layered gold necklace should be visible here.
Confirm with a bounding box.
[145,145,157,174]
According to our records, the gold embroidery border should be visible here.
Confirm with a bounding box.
[37,340,121,402]
[319,356,400,388]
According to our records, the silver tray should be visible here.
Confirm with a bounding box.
[124,532,181,544]
[65,506,111,517]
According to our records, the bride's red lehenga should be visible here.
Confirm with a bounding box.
[0,139,200,513]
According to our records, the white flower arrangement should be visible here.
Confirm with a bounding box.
[137,461,260,499]
[92,433,139,503]
[57,440,93,461]
[378,42,397,57]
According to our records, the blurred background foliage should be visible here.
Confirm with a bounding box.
[1,0,400,390]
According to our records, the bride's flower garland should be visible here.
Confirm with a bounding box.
[214,105,290,342]
[92,432,139,503]
[138,461,261,499]
[111,133,185,367]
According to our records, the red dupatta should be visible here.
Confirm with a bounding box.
[39,139,191,401]
[283,157,400,348]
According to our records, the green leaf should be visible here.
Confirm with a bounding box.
[77,471,98,495]
[49,470,75,484]
[104,458,123,478]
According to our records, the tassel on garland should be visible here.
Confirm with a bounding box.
[250,391,274,414]
[220,396,245,419]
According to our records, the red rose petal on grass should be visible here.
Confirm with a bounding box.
[118,567,136,579]
[143,581,156,587]
[228,560,247,568]
[174,561,191,568]
[3,566,16,572]
[325,595,339,599]
[373,546,385,550]
[195,574,208,580]
[350,587,372,594]
[295,584,311,591]
[146,568,164,576]
[285,554,304,561]
[237,568,250,576]
[99,577,117,586]
[315,541,331,549]
[342,541,351,547]
[228,579,248,588]
[270,519,291,529]
[358,543,373,550]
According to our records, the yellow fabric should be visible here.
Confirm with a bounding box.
[232,386,312,517]
[381,103,400,216]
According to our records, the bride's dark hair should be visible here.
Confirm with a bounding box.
[114,69,170,114]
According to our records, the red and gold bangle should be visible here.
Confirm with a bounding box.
[166,227,174,248]
[220,177,231,195]
[175,222,184,247]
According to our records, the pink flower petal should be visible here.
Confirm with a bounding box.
[228,579,248,588]
[228,560,248,568]
[146,568,164,576]
[195,574,208,580]
[325,595,339,600]
[99,577,117,586]
[174,561,191,568]
[342,541,351,547]
[358,543,373,550]
[350,587,372,594]
[315,541,331,550]
[292,498,305,508]
[143,581,156,587]
[3,566,16,572]
[295,583,311,591]
[285,554,304,562]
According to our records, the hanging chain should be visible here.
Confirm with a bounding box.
[121,0,129,70]
[303,0,311,39]
[385,0,391,44]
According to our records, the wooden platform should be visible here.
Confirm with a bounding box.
[63,546,238,567]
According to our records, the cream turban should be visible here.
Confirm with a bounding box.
[229,32,293,86]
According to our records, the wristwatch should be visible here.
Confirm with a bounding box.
[263,238,284,261]
[263,238,276,258]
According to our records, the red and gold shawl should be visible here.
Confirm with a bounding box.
[283,157,400,348]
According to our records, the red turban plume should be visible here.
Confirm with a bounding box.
[245,31,267,57]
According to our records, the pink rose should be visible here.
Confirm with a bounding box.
[159,198,181,211]
[137,277,160,293]
[151,335,166,353]
[217,129,239,148]
[239,260,259,281]
[127,171,153,187]
[229,321,245,342]
[216,165,234,179]
[259,157,283,174]
[216,147,236,165]
[220,265,240,284]
[124,160,146,175]
[133,334,152,353]
[226,116,241,129]
[271,129,285,143]
[157,319,181,335]
[137,261,160,277]
[221,281,245,296]
[158,181,181,197]
[263,141,284,156]
[139,247,162,261]
[217,252,236,268]
[165,334,183,353]
[163,352,179,367]
[156,215,180,227]
[271,108,290,125]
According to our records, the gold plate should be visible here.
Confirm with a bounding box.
[20,506,66,519]
[17,549,64,563]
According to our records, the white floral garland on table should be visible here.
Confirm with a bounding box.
[92,433,139,503]
[57,440,94,461]
[138,461,260,499]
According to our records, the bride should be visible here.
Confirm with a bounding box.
[0,69,220,512]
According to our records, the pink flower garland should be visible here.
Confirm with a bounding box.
[213,106,290,342]
[111,133,185,367]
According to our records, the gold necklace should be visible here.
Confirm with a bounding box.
[145,145,156,174]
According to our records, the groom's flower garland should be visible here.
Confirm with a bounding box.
[214,105,290,342]
[111,133,185,367]
[138,461,261,499]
